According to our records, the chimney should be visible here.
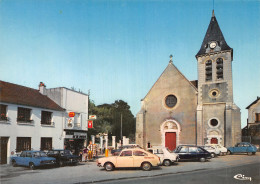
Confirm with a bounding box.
[39,82,46,95]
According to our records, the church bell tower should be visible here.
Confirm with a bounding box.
[196,10,241,147]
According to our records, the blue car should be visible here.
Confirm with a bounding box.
[227,142,257,156]
[11,151,56,169]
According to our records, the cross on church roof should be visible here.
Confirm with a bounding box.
[169,54,173,63]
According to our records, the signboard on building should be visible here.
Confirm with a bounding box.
[88,120,93,128]
[68,112,75,117]
[89,115,96,119]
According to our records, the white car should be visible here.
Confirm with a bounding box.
[206,144,227,156]
[201,145,220,158]
[147,147,179,166]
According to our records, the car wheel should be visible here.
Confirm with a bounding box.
[210,153,215,158]
[199,157,206,162]
[12,160,17,167]
[141,162,152,171]
[252,152,256,155]
[163,159,171,166]
[59,161,64,167]
[247,152,253,156]
[29,162,35,170]
[104,162,114,171]
[227,150,231,155]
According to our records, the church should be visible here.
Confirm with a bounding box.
[136,11,241,150]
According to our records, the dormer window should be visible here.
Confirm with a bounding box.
[216,58,223,80]
[205,60,212,81]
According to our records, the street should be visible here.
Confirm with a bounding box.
[100,162,260,184]
[0,153,259,184]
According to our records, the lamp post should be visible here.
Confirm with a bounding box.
[121,113,123,142]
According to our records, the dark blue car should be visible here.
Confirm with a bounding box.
[174,145,211,162]
[227,142,257,155]
[11,151,56,169]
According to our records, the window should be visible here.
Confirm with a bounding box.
[179,147,188,153]
[197,148,204,153]
[41,111,52,125]
[216,58,223,79]
[205,60,212,81]
[133,151,147,156]
[41,137,52,151]
[255,113,260,122]
[157,149,163,154]
[148,150,153,153]
[165,95,177,108]
[16,137,31,152]
[210,119,219,127]
[17,107,32,122]
[120,150,132,157]
[0,104,7,121]
[189,147,198,153]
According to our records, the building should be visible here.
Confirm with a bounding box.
[0,81,64,164]
[136,11,241,150]
[242,97,260,146]
[40,83,89,156]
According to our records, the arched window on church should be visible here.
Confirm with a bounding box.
[216,58,223,80]
[205,60,212,81]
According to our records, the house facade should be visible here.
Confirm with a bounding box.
[0,81,64,164]
[242,97,260,146]
[136,11,241,150]
[40,84,89,156]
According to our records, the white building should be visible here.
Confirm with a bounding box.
[40,83,89,155]
[0,81,64,164]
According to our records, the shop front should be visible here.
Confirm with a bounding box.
[64,129,87,156]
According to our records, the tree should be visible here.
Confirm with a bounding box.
[88,99,135,143]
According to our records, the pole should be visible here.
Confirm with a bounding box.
[121,113,123,141]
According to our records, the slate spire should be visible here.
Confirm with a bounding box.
[196,10,232,58]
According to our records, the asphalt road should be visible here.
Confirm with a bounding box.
[99,162,260,184]
[1,154,259,184]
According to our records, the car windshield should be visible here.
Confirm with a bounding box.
[33,152,47,157]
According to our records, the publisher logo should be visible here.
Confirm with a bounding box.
[234,174,252,181]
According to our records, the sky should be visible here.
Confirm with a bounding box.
[0,0,259,128]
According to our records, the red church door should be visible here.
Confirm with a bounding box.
[211,138,218,144]
[165,132,176,151]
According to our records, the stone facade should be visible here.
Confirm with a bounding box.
[136,12,241,149]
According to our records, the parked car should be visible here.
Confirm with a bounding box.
[111,144,142,156]
[227,142,257,155]
[97,148,160,171]
[11,151,56,170]
[174,145,211,162]
[47,149,79,167]
[205,144,227,156]
[200,145,220,158]
[147,147,179,166]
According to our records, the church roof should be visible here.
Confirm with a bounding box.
[196,11,232,58]
[142,61,198,100]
